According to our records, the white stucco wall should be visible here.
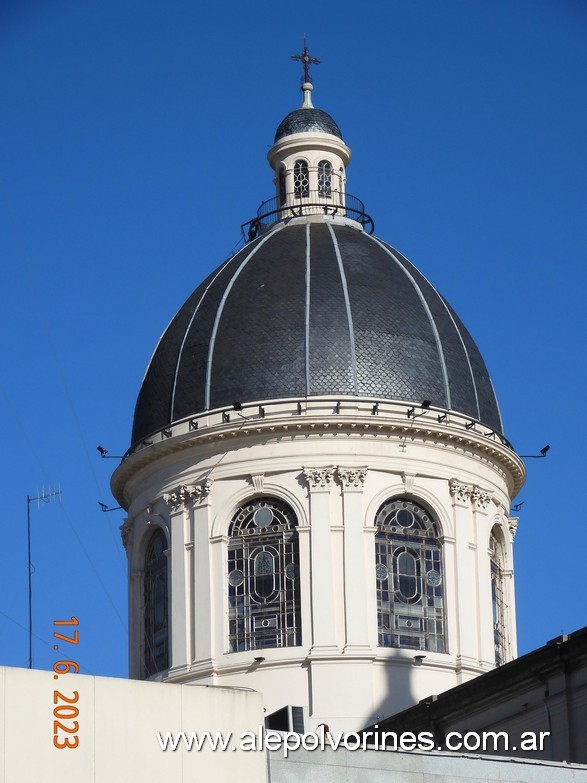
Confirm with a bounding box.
[268,747,587,783]
[114,396,524,734]
[0,666,265,783]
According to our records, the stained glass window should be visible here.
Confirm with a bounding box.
[144,527,169,677]
[317,160,332,197]
[293,160,309,198]
[228,498,301,652]
[490,528,507,666]
[375,498,446,652]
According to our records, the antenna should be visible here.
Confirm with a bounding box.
[27,485,61,669]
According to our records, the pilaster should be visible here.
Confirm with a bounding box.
[303,467,338,654]
[337,467,370,653]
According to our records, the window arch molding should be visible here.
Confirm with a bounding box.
[131,511,170,568]
[212,484,308,539]
[226,495,302,652]
[374,495,447,653]
[365,485,452,540]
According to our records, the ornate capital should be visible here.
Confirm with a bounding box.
[470,485,492,510]
[120,518,133,550]
[337,467,367,489]
[450,479,492,509]
[508,517,519,542]
[303,466,335,490]
[163,480,213,510]
[449,479,472,504]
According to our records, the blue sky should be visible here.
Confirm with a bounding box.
[0,0,585,678]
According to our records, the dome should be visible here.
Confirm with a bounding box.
[274,107,343,142]
[131,218,503,444]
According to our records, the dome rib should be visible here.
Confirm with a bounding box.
[365,233,452,410]
[434,290,481,421]
[131,219,504,444]
[170,255,234,422]
[328,223,359,395]
[304,223,311,396]
[205,229,278,410]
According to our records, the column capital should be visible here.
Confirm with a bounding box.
[449,479,492,510]
[120,518,133,550]
[163,479,213,511]
[337,467,368,491]
[508,516,519,543]
[303,466,336,491]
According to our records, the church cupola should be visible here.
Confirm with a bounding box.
[266,44,353,221]
[114,46,526,736]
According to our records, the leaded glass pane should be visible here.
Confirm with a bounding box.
[317,160,332,197]
[490,530,507,666]
[293,161,309,198]
[228,497,301,652]
[375,498,446,652]
[144,528,169,677]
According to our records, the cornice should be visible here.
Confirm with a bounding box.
[112,401,525,507]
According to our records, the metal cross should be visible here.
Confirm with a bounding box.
[291,39,320,84]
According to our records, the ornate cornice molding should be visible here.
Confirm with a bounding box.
[112,411,525,505]
[303,466,335,490]
[163,480,213,510]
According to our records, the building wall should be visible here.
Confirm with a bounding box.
[268,747,587,783]
[115,396,523,733]
[0,666,265,783]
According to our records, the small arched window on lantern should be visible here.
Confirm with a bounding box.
[143,527,169,677]
[490,527,508,666]
[293,160,309,198]
[228,497,301,652]
[317,160,332,197]
[278,168,286,206]
[375,498,446,652]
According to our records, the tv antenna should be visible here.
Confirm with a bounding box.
[26,485,61,669]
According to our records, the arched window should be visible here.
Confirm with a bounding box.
[144,528,169,677]
[228,497,301,652]
[293,160,309,198]
[490,528,507,666]
[317,160,332,197]
[375,498,446,652]
[278,169,286,206]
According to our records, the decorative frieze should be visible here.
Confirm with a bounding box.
[163,480,213,510]
[337,467,368,489]
[449,479,492,509]
[303,466,335,489]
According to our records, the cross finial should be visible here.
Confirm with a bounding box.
[291,37,320,84]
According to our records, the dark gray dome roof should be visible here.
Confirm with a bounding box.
[274,108,342,142]
[132,220,503,444]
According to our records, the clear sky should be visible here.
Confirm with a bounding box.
[1,0,585,679]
